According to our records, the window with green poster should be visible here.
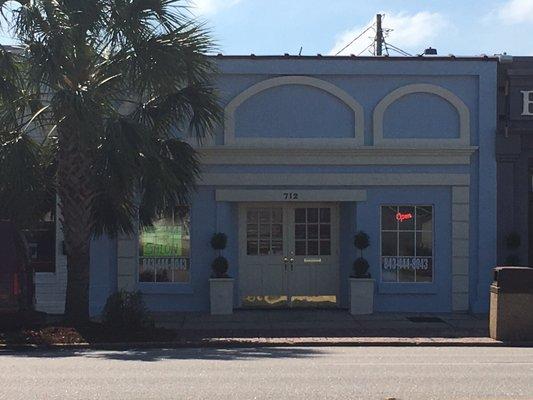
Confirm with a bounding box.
[138,207,190,283]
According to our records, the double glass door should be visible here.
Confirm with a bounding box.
[238,203,339,308]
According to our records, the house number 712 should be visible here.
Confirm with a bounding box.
[283,192,299,200]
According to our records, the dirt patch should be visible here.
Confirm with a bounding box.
[0,322,177,345]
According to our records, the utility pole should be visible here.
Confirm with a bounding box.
[375,13,383,56]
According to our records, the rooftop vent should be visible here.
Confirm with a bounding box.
[423,47,437,55]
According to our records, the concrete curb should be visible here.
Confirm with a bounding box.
[2,337,532,351]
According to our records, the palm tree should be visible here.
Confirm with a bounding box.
[0,0,221,324]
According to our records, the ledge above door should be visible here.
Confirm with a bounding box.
[215,189,367,202]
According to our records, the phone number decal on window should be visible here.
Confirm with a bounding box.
[140,257,189,270]
[382,257,430,270]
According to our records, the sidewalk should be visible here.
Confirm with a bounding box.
[151,309,496,346]
[2,310,515,349]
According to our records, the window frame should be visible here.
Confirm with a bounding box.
[294,207,332,257]
[24,212,57,274]
[379,204,435,284]
[138,206,192,285]
[245,207,284,256]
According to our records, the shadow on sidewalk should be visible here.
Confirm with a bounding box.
[0,346,328,362]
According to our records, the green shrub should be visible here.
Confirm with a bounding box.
[505,232,521,249]
[504,254,521,266]
[354,231,370,251]
[353,257,370,278]
[102,290,153,330]
[353,231,371,278]
[212,256,229,278]
[210,232,227,250]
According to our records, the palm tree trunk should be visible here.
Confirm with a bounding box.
[57,125,94,325]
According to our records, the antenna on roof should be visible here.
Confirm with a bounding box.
[298,46,303,56]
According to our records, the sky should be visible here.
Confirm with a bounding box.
[189,0,533,57]
[1,0,533,57]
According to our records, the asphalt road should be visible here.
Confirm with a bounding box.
[1,346,533,400]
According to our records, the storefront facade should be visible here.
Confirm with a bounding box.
[35,56,498,316]
[496,56,533,266]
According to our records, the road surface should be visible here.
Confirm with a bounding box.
[1,346,532,399]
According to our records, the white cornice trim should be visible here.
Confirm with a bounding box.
[216,189,368,202]
[373,83,471,147]
[224,75,364,146]
[198,146,478,165]
[199,173,470,186]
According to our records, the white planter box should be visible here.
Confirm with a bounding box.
[209,278,234,315]
[350,278,375,315]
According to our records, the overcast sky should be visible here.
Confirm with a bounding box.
[1,0,533,57]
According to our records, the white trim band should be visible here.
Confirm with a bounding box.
[200,173,470,186]
[199,146,478,165]
[216,189,368,202]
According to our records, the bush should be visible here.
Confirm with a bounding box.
[353,231,371,278]
[504,254,521,266]
[212,256,229,278]
[354,231,370,250]
[102,290,153,330]
[505,232,521,249]
[353,257,370,278]
[211,232,227,250]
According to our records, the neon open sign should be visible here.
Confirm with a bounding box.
[396,212,413,222]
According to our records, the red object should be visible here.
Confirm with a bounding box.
[396,212,413,222]
[0,220,33,310]
[12,274,20,296]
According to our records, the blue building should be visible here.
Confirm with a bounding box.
[34,55,498,316]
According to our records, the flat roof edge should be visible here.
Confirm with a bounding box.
[209,54,497,61]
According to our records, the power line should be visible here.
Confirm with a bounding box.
[334,23,375,56]
[356,41,375,57]
[335,14,414,57]
[384,42,412,57]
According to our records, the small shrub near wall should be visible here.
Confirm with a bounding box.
[102,290,154,331]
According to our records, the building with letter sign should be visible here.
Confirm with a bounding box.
[496,56,533,266]
[34,55,498,315]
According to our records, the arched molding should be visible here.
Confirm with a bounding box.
[224,75,364,146]
[373,83,470,147]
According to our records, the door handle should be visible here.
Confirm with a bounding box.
[289,257,294,271]
[283,256,289,271]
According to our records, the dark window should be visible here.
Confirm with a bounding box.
[23,215,56,273]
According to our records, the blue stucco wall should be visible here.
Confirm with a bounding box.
[357,187,452,312]
[86,57,498,315]
[383,92,460,139]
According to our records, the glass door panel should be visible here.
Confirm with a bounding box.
[287,205,338,308]
[240,205,288,307]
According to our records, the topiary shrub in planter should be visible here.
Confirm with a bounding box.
[209,232,233,315]
[211,255,229,278]
[353,257,370,278]
[211,232,228,251]
[504,232,522,266]
[102,290,153,331]
[350,231,374,315]
[352,231,371,278]
[210,232,229,278]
